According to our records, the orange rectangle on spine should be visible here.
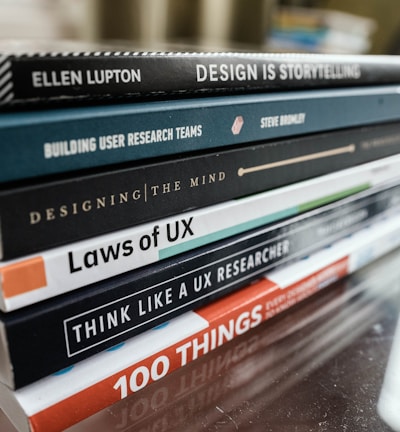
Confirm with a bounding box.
[1,257,47,298]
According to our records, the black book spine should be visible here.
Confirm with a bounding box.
[2,52,400,107]
[2,121,400,260]
[3,182,399,388]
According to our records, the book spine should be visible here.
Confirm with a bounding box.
[14,215,400,432]
[3,120,400,260]
[3,53,400,106]
[1,85,400,183]
[3,182,400,389]
[3,151,400,311]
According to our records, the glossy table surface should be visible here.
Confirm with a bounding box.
[2,251,400,432]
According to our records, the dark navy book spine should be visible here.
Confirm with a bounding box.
[2,120,400,259]
[2,52,400,106]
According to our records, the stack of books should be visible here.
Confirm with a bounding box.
[1,49,400,432]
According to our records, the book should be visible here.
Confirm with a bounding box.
[2,51,400,108]
[3,122,400,260]
[1,85,400,183]
[2,152,400,312]
[1,179,399,389]
[1,214,400,432]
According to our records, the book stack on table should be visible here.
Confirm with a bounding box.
[1,49,400,432]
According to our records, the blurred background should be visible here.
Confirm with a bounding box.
[0,0,400,54]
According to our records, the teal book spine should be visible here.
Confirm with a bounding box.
[2,85,400,183]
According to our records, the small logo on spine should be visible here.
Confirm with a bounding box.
[231,116,244,135]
